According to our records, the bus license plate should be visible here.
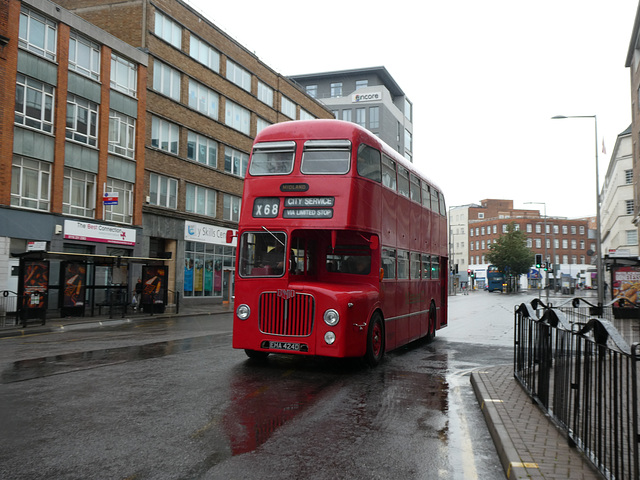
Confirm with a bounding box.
[269,341,300,351]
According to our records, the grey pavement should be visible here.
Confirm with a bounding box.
[1,301,603,479]
[471,366,602,480]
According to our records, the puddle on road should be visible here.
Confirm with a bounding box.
[0,335,220,384]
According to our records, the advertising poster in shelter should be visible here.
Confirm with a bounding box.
[62,262,86,308]
[142,266,167,310]
[611,266,640,306]
[19,259,49,319]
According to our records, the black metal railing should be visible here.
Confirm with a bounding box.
[514,299,639,480]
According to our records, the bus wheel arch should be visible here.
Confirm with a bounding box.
[245,349,269,361]
[364,310,385,367]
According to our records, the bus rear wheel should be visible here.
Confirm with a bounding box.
[245,349,269,361]
[364,313,384,367]
[426,302,437,341]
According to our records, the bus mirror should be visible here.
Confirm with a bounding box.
[226,230,236,243]
[369,236,379,250]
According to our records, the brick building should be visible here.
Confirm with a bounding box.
[55,0,334,305]
[0,0,148,307]
[467,199,592,289]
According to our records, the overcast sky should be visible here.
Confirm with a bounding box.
[187,0,638,219]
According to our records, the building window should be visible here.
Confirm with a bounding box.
[526,224,532,233]
[257,81,274,106]
[299,109,314,120]
[369,106,379,129]
[341,110,352,122]
[627,230,638,245]
[154,10,181,49]
[189,35,220,72]
[562,239,568,249]
[186,184,216,217]
[226,60,251,92]
[256,117,271,135]
[225,100,250,135]
[626,199,634,214]
[188,79,219,119]
[69,32,100,80]
[187,131,217,167]
[224,147,249,178]
[562,225,568,234]
[571,225,576,234]
[625,169,633,184]
[356,108,366,127]
[306,85,318,98]
[63,167,96,218]
[109,111,136,159]
[104,178,133,224]
[571,239,577,249]
[111,54,137,97]
[15,74,54,133]
[66,95,99,147]
[151,116,179,154]
[356,80,368,89]
[149,173,177,209]
[281,96,296,119]
[404,98,413,122]
[478,213,484,219]
[153,60,181,101]
[405,129,413,152]
[11,156,50,211]
[330,82,342,97]
[184,242,236,298]
[19,7,57,60]
[223,194,241,222]
[580,226,585,234]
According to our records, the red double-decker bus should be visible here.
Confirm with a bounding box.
[231,119,447,366]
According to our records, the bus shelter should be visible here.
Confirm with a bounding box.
[11,251,171,324]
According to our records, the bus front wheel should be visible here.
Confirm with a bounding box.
[364,313,385,367]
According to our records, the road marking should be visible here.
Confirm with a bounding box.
[507,462,539,477]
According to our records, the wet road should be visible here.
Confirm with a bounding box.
[0,291,522,479]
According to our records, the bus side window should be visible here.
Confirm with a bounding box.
[422,183,431,210]
[381,247,396,279]
[381,155,396,191]
[439,192,447,216]
[357,144,381,182]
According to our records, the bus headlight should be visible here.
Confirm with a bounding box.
[236,304,251,320]
[323,309,339,326]
[324,331,336,345]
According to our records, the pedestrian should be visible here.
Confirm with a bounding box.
[134,278,143,311]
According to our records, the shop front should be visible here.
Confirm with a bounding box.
[183,221,237,303]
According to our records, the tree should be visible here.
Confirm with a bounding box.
[486,222,535,289]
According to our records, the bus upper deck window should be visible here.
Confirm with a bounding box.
[249,141,296,175]
[301,140,351,174]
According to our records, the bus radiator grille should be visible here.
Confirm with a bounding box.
[258,292,315,336]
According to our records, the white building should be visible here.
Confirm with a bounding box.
[601,125,637,258]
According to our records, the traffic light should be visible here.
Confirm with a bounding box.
[535,254,543,268]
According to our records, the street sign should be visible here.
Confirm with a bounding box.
[103,192,119,205]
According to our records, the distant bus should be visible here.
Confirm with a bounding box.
[231,120,448,366]
[487,265,504,292]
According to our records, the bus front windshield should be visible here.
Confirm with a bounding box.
[249,141,296,176]
[239,231,287,277]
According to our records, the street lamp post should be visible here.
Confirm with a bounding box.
[525,201,548,304]
[551,115,604,308]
